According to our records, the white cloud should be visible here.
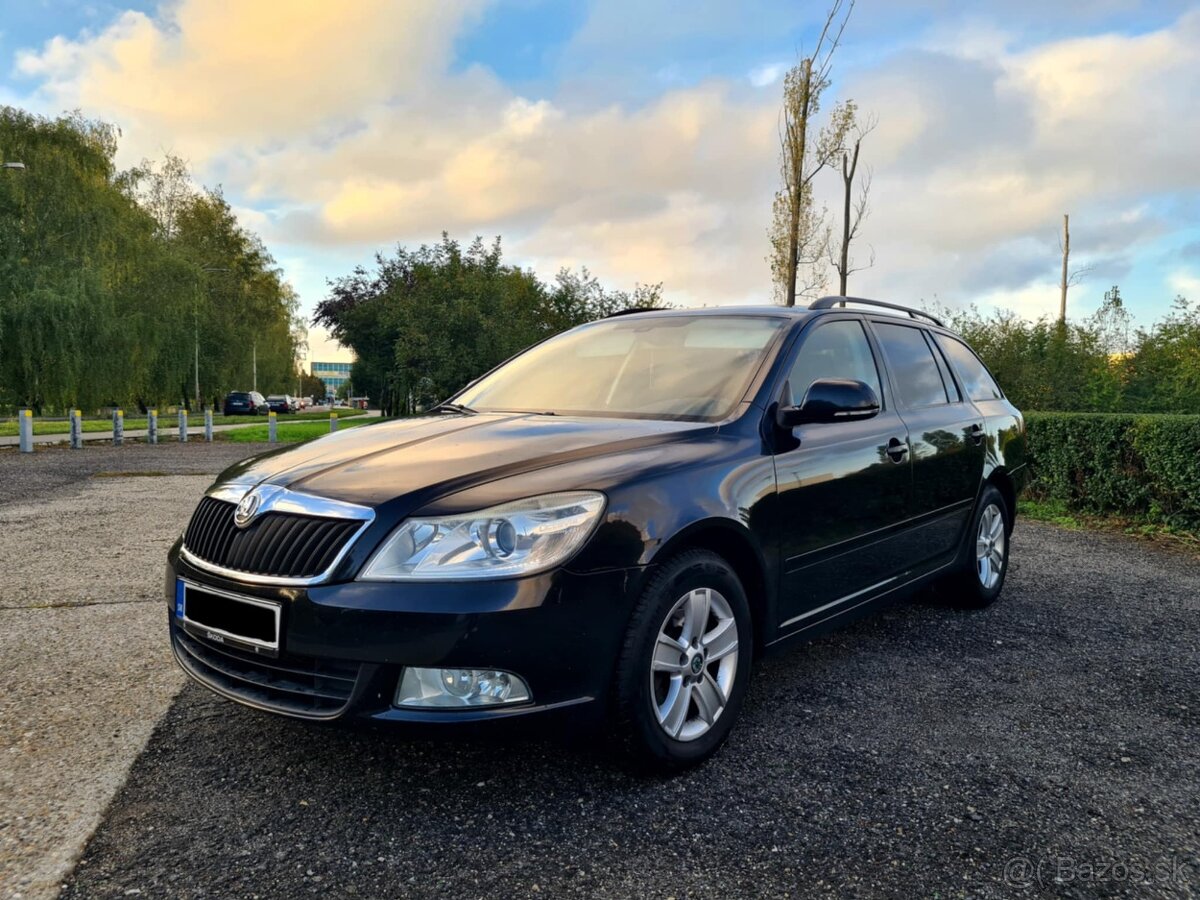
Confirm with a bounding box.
[829,9,1200,312]
[10,1,1200,325]
[15,0,481,161]
[748,62,788,87]
[1168,269,1200,299]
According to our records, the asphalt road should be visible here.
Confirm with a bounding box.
[57,522,1200,898]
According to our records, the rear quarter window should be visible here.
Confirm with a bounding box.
[935,335,1003,401]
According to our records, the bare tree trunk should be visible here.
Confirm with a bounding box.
[1059,214,1070,323]
[838,138,860,296]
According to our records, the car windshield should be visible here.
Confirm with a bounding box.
[455,314,786,421]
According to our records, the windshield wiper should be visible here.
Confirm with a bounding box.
[431,401,478,415]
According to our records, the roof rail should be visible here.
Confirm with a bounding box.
[603,307,671,318]
[809,295,944,328]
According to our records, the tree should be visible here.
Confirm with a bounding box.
[1088,285,1132,357]
[768,1,856,306]
[298,370,327,401]
[315,234,662,415]
[1123,295,1200,413]
[831,107,876,295]
[136,154,194,241]
[0,105,300,413]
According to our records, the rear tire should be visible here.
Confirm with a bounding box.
[945,485,1011,609]
[612,549,753,772]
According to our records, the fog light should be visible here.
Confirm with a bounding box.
[394,667,532,708]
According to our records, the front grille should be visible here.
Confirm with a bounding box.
[173,625,360,717]
[183,496,361,579]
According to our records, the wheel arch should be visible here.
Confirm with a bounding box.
[643,518,772,653]
[984,467,1017,533]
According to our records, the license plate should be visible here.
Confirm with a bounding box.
[178,579,281,656]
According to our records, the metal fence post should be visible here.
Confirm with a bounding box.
[18,409,33,453]
[179,409,188,443]
[70,409,82,450]
[112,409,124,446]
[268,410,278,443]
[330,412,338,433]
[147,409,158,444]
[204,409,213,442]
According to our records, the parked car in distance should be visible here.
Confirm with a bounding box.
[265,394,295,414]
[168,297,1027,771]
[222,391,268,416]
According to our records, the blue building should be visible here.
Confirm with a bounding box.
[311,360,352,397]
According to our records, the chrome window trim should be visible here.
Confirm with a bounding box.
[181,483,375,586]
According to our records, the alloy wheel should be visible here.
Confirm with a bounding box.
[976,502,1006,590]
[650,587,739,742]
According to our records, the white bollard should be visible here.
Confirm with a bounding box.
[147,409,158,444]
[268,410,278,442]
[18,409,33,453]
[204,409,213,442]
[69,409,82,450]
[112,409,124,446]
[330,412,338,433]
[178,409,188,443]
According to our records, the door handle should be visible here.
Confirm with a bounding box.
[969,424,985,445]
[886,437,908,463]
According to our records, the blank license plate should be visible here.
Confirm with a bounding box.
[179,579,281,656]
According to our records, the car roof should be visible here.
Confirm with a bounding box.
[604,297,953,332]
[604,305,809,320]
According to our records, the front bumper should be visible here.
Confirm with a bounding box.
[166,543,640,728]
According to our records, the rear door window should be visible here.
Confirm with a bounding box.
[872,323,950,409]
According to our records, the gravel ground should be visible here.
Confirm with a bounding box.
[57,523,1200,899]
[0,443,272,900]
[0,442,266,507]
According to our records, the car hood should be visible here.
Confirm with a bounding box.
[214,412,715,507]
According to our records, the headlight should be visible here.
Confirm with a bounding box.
[359,491,606,581]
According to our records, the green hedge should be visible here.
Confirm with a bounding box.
[1025,412,1200,529]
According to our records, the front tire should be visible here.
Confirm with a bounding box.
[613,549,753,771]
[946,485,1011,609]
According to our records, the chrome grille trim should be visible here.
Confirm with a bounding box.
[181,484,375,586]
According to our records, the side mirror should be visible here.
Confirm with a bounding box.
[776,378,881,428]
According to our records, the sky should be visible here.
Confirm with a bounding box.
[3,0,1200,364]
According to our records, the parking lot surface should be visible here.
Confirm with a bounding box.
[0,443,276,900]
[53,515,1200,897]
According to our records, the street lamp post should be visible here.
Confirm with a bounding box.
[194,308,201,410]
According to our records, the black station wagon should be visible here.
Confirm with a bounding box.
[167,297,1027,769]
